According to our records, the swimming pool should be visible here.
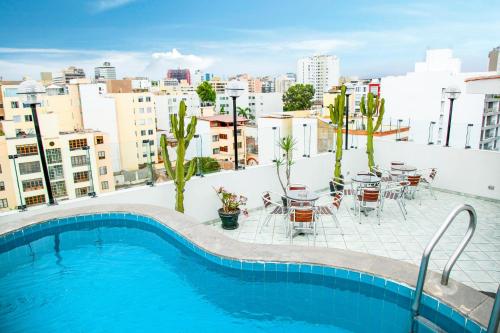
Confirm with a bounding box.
[0,213,485,332]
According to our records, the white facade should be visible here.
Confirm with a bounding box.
[78,83,122,172]
[381,49,489,149]
[297,55,340,102]
[257,115,293,165]
[94,62,116,80]
[155,93,201,131]
[274,75,294,93]
[248,93,283,118]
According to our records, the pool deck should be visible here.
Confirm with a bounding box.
[209,189,500,294]
[0,203,496,330]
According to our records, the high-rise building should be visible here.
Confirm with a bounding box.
[167,69,191,85]
[261,76,275,93]
[488,46,500,71]
[297,55,340,102]
[52,66,86,84]
[95,62,117,80]
[274,75,295,93]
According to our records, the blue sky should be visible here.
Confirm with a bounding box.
[0,0,498,80]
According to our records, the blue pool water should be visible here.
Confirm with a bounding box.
[0,214,483,333]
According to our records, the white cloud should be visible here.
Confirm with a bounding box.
[145,48,215,76]
[92,0,137,13]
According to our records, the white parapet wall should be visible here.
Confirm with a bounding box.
[1,140,498,223]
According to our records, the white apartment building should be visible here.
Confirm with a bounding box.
[297,55,340,102]
[248,93,283,118]
[155,93,201,131]
[381,49,491,149]
[94,62,117,80]
[274,75,295,93]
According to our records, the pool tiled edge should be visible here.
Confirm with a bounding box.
[0,204,494,332]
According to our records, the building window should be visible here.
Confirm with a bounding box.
[98,151,106,159]
[51,181,67,198]
[146,107,152,113]
[22,178,44,192]
[0,198,7,208]
[48,165,64,180]
[71,155,88,167]
[24,115,33,122]
[237,142,242,148]
[136,119,145,126]
[141,130,146,136]
[138,97,144,102]
[145,96,151,102]
[99,166,107,175]
[19,161,41,175]
[212,135,219,142]
[95,136,104,144]
[16,144,38,156]
[213,148,220,154]
[138,108,145,114]
[220,146,228,152]
[219,134,228,139]
[73,171,89,183]
[11,101,19,108]
[101,181,109,190]
[75,187,89,198]
[0,181,4,191]
[25,194,46,206]
[46,148,62,164]
[148,129,153,135]
[69,138,87,151]
[236,129,242,136]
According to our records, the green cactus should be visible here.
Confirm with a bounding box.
[328,85,346,180]
[160,100,197,213]
[360,93,385,171]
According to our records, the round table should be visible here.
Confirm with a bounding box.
[286,190,319,202]
[391,165,417,173]
[351,175,381,184]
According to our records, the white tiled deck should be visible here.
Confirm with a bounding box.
[210,189,500,293]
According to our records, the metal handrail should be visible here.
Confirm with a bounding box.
[411,204,477,331]
[487,285,500,333]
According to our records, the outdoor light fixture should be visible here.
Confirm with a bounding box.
[465,124,473,149]
[302,123,311,157]
[328,121,334,152]
[17,79,55,205]
[344,83,354,150]
[194,134,204,177]
[396,119,403,141]
[444,85,461,147]
[8,154,26,211]
[81,146,97,197]
[142,139,154,186]
[428,121,436,145]
[226,80,245,170]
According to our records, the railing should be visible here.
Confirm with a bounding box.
[487,285,500,333]
[410,204,477,332]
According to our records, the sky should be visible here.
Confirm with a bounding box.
[0,0,498,81]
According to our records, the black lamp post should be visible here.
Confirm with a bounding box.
[226,80,244,171]
[81,146,96,197]
[8,154,26,211]
[142,139,154,186]
[444,85,461,147]
[344,84,354,150]
[17,80,55,205]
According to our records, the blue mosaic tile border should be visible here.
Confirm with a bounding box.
[0,212,487,333]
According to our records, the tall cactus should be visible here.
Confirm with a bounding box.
[160,100,197,213]
[328,85,346,180]
[360,93,385,171]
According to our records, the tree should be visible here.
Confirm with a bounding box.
[275,135,297,194]
[329,85,346,180]
[237,106,254,120]
[185,157,221,175]
[360,93,385,171]
[282,84,315,111]
[196,81,216,105]
[160,101,197,213]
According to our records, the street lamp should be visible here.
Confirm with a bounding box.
[193,134,204,177]
[444,85,461,147]
[226,80,245,170]
[17,79,55,205]
[142,139,154,186]
[81,146,96,197]
[8,154,26,211]
[344,84,354,150]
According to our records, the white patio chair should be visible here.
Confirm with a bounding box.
[381,181,409,220]
[288,205,318,246]
[315,191,344,234]
[259,191,287,234]
[405,174,423,205]
[418,168,438,199]
[355,184,382,225]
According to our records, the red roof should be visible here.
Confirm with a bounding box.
[198,115,249,123]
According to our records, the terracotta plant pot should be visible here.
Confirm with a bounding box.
[218,208,240,230]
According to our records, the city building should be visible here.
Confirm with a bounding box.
[209,78,228,94]
[260,76,275,93]
[248,92,283,118]
[40,72,53,85]
[52,66,86,84]
[198,115,248,168]
[155,93,201,131]
[274,75,295,93]
[297,55,340,103]
[488,46,499,71]
[167,69,191,85]
[381,49,489,148]
[465,74,500,150]
[94,61,117,80]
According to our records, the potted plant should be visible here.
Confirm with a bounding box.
[328,85,346,193]
[215,187,248,230]
[275,135,296,206]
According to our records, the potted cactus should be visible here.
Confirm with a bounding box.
[214,187,248,230]
[328,85,346,192]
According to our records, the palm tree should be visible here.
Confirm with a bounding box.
[237,107,254,120]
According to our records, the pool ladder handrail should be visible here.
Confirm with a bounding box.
[487,285,500,333]
[410,204,477,331]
